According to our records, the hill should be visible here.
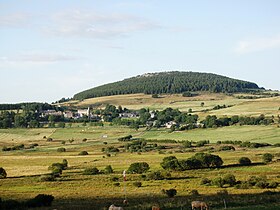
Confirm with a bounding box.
[73,71,261,100]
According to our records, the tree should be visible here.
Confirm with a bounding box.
[0,167,7,178]
[238,157,252,165]
[201,102,205,107]
[104,165,114,174]
[127,162,150,174]
[160,156,182,171]
[262,153,273,163]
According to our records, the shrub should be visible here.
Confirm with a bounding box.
[26,194,54,207]
[49,162,66,171]
[267,181,278,188]
[0,167,7,179]
[39,174,55,182]
[82,138,87,142]
[127,162,150,174]
[147,171,165,180]
[83,167,99,175]
[164,189,177,198]
[255,180,269,189]
[104,165,114,174]
[262,153,273,163]
[219,145,235,151]
[235,181,251,189]
[133,181,142,187]
[79,151,88,155]
[61,140,66,145]
[211,177,225,188]
[238,157,252,165]
[57,147,66,152]
[52,167,62,177]
[62,159,68,168]
[248,176,267,186]
[223,174,236,187]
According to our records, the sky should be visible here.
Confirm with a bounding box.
[1,0,280,103]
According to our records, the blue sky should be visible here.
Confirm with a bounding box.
[1,0,280,103]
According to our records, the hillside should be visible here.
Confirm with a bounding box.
[73,71,260,100]
[63,92,280,118]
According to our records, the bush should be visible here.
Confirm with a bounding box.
[49,162,66,170]
[57,147,66,152]
[82,138,87,142]
[147,171,165,180]
[0,167,7,179]
[223,174,236,187]
[104,165,114,174]
[39,174,55,182]
[83,167,99,175]
[62,159,68,168]
[211,177,225,188]
[26,194,54,207]
[267,181,278,188]
[262,153,273,163]
[238,157,252,165]
[255,181,269,189]
[127,162,150,174]
[133,181,142,187]
[79,151,89,155]
[52,167,62,177]
[0,199,22,209]
[164,189,177,198]
[235,181,251,189]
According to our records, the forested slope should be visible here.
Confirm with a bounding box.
[74,71,260,100]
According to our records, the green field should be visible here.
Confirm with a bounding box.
[0,123,280,210]
[1,93,280,209]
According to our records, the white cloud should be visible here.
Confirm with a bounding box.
[0,13,31,27]
[43,10,160,39]
[235,35,280,54]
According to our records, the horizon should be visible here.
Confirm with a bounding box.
[1,0,280,103]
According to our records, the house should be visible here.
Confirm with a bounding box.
[40,110,63,117]
[119,112,139,118]
[63,111,73,118]
[165,121,177,128]
[77,107,91,118]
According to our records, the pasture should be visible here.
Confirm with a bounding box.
[0,125,280,209]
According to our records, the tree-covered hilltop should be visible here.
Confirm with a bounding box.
[74,71,261,100]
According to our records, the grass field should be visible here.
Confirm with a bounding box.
[1,93,280,209]
[0,124,280,209]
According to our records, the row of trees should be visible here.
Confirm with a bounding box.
[74,71,260,100]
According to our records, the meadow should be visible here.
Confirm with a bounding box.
[0,124,280,210]
[1,93,280,209]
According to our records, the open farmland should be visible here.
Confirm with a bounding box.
[0,124,280,209]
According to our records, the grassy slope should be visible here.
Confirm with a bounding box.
[62,93,280,118]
